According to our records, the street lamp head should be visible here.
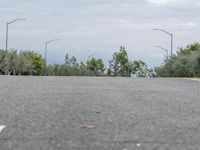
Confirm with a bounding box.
[19,18,26,21]
[153,45,168,53]
[154,45,166,50]
[153,45,160,48]
[46,39,60,44]
[153,28,172,36]
[89,53,98,58]
[8,18,27,24]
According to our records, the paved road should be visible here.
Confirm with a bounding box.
[0,76,200,150]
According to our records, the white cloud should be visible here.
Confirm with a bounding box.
[146,0,175,5]
[180,22,196,27]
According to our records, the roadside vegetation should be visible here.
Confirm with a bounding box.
[1,43,199,77]
[155,42,200,77]
[0,46,153,77]
[0,50,44,75]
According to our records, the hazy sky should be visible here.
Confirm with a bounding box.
[0,0,200,67]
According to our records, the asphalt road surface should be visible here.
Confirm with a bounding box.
[0,76,200,150]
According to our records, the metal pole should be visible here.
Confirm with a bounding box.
[44,39,59,75]
[171,34,173,58]
[5,23,8,52]
[44,42,47,75]
[153,28,173,58]
[5,18,26,52]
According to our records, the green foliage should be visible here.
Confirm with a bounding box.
[178,42,200,55]
[46,54,104,76]
[20,51,45,75]
[87,57,105,75]
[46,63,95,76]
[0,50,7,74]
[155,42,200,77]
[65,54,78,66]
[0,50,44,75]
[130,60,150,77]
[0,48,150,77]
[109,46,130,77]
[108,46,152,77]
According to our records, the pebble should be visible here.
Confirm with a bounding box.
[136,143,141,147]
[0,125,6,133]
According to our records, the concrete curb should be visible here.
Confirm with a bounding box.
[182,78,200,82]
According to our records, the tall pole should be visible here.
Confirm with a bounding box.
[44,39,59,75]
[5,23,8,52]
[44,42,47,75]
[5,18,26,52]
[171,34,173,58]
[153,29,173,58]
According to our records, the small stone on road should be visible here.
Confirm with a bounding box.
[0,125,6,133]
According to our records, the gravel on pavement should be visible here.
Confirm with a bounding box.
[0,76,200,150]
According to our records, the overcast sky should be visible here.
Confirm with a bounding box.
[0,0,200,67]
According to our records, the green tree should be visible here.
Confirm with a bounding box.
[0,50,7,74]
[70,56,77,66]
[130,60,149,77]
[87,57,105,75]
[20,51,45,75]
[65,54,78,67]
[65,53,70,65]
[18,52,34,75]
[155,42,200,77]
[1,50,19,75]
[0,50,44,75]
[109,46,130,77]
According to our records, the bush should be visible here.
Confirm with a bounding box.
[155,43,200,77]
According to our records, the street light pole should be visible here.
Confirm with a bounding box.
[154,45,169,59]
[6,23,8,52]
[44,39,59,75]
[6,18,26,52]
[44,42,47,75]
[153,29,173,58]
[171,34,173,58]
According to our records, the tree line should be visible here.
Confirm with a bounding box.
[155,42,200,77]
[0,50,44,75]
[1,43,199,77]
[0,46,153,77]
